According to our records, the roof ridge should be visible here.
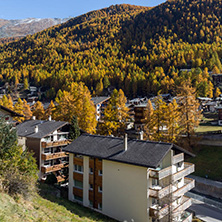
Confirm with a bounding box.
[83,133,173,145]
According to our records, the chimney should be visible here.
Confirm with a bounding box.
[140,131,144,140]
[32,116,36,120]
[124,134,128,151]
[49,115,52,121]
[35,125,38,133]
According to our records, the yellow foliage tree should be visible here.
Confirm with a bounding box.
[144,99,154,139]
[177,82,202,149]
[54,82,96,134]
[13,98,25,122]
[215,87,221,98]
[99,89,129,136]
[45,100,56,120]
[23,99,32,120]
[32,101,45,120]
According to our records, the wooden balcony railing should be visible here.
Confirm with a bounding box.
[41,152,68,160]
[172,163,195,182]
[180,211,193,222]
[172,153,184,165]
[149,177,195,199]
[41,140,71,148]
[150,166,172,180]
[56,175,66,183]
[41,163,67,173]
[172,196,192,218]
[173,178,195,199]
[149,196,192,219]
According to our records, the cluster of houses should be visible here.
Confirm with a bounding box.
[0,100,193,222]
[0,90,196,221]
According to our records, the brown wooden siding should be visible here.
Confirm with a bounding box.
[89,190,93,201]
[74,157,83,166]
[89,157,103,209]
[73,172,83,181]
[89,174,93,184]
[73,187,83,197]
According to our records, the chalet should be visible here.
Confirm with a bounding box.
[64,134,195,222]
[16,118,71,182]
[0,105,23,123]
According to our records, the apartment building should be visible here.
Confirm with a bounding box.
[64,134,195,222]
[17,118,70,182]
[91,96,110,121]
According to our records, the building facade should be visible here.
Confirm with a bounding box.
[64,134,195,222]
[17,118,70,182]
[91,97,110,121]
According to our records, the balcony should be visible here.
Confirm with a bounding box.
[149,196,192,220]
[150,166,172,180]
[56,175,66,183]
[173,178,195,199]
[149,178,194,199]
[178,211,193,222]
[172,163,195,182]
[41,140,71,148]
[172,153,184,165]
[173,196,192,218]
[41,152,68,160]
[41,163,67,173]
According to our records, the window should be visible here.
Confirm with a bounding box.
[89,184,93,190]
[98,203,102,210]
[74,195,83,202]
[74,164,83,173]
[152,178,159,186]
[98,186,102,193]
[98,169,103,176]
[89,200,93,207]
[89,167,93,174]
[75,154,83,159]
[44,160,50,166]
[74,180,83,189]
[44,148,50,153]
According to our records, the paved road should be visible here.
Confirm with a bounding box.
[189,199,222,222]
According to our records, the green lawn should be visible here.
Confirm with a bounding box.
[196,112,222,133]
[0,184,116,222]
[188,145,222,181]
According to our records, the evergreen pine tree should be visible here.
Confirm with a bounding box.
[69,116,80,140]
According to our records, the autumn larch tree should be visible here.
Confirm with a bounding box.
[13,98,25,122]
[99,89,129,136]
[32,101,45,120]
[54,82,96,134]
[23,99,32,120]
[144,99,154,140]
[177,81,202,149]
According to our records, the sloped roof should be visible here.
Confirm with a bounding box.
[16,119,69,139]
[91,97,110,105]
[0,105,23,117]
[64,134,192,168]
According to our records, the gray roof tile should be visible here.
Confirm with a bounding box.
[16,120,69,139]
[64,134,179,168]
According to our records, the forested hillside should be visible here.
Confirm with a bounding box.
[0,0,222,98]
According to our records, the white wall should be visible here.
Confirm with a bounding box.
[103,160,149,222]
[68,153,74,201]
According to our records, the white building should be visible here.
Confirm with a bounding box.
[64,134,195,222]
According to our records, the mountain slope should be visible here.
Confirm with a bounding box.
[0,1,220,97]
[0,18,68,38]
